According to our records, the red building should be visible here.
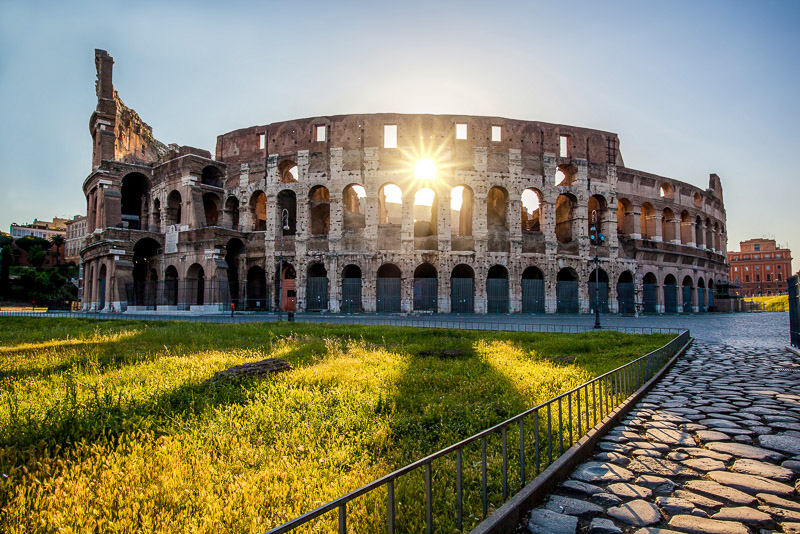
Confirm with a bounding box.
[728,238,792,296]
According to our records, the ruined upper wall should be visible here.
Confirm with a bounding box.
[215,114,626,173]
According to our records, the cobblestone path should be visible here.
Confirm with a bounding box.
[521,342,800,534]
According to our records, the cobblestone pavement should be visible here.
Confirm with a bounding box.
[522,341,800,534]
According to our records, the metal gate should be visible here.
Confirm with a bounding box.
[588,282,609,313]
[682,286,693,313]
[521,279,545,314]
[789,276,799,348]
[99,277,106,310]
[708,286,715,310]
[697,288,706,313]
[487,279,509,314]
[556,281,579,314]
[306,276,328,311]
[451,278,474,313]
[246,280,270,311]
[376,278,401,313]
[643,283,657,314]
[341,278,362,313]
[664,285,678,314]
[414,278,437,312]
[617,283,635,314]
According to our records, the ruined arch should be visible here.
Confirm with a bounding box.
[250,191,267,231]
[342,184,366,230]
[662,207,676,243]
[555,193,578,243]
[705,217,713,251]
[224,238,245,307]
[555,164,577,187]
[521,188,542,232]
[659,182,674,199]
[202,193,221,227]
[224,196,240,230]
[279,160,298,183]
[166,190,182,227]
[379,183,403,225]
[121,172,150,230]
[682,275,695,313]
[617,198,634,235]
[450,185,473,236]
[487,186,508,229]
[414,187,438,245]
[308,185,330,235]
[277,190,297,235]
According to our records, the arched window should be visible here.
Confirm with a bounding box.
[521,189,542,232]
[277,190,297,235]
[279,160,298,183]
[166,190,182,227]
[588,195,607,241]
[121,173,149,230]
[309,186,330,235]
[662,208,675,243]
[414,188,437,249]
[201,166,223,188]
[202,193,220,227]
[617,198,633,235]
[486,187,508,229]
[555,194,577,243]
[450,185,473,236]
[641,203,656,240]
[379,184,403,225]
[343,184,366,230]
[680,211,692,244]
[224,196,240,230]
[250,191,267,231]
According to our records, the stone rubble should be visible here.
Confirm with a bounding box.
[520,342,800,533]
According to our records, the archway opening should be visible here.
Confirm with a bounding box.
[277,190,297,235]
[306,263,329,311]
[250,191,267,231]
[186,263,205,307]
[377,263,402,313]
[664,274,678,314]
[201,166,223,188]
[643,272,658,314]
[451,264,475,314]
[617,271,635,314]
[225,238,245,308]
[588,268,609,314]
[379,184,403,225]
[486,264,509,314]
[224,196,240,230]
[166,190,182,227]
[641,203,656,240]
[556,267,579,314]
[121,172,149,230]
[450,185,473,237]
[414,187,438,246]
[682,276,694,313]
[343,184,366,230]
[556,194,577,244]
[164,265,178,307]
[203,193,220,227]
[279,160,298,183]
[662,208,675,243]
[521,266,545,314]
[413,263,438,312]
[246,266,268,311]
[341,264,363,313]
[309,186,330,235]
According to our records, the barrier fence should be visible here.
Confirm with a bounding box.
[263,330,690,533]
[790,276,799,348]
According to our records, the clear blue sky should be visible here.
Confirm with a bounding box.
[1,0,798,272]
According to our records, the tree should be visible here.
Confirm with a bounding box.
[28,245,46,270]
[0,245,12,300]
[50,234,65,266]
[15,235,51,252]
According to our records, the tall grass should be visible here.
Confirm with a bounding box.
[0,318,672,533]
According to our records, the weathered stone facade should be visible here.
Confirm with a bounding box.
[81,50,728,314]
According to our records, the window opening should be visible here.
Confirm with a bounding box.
[316,125,326,142]
[491,126,502,142]
[384,125,397,148]
[456,123,467,140]
[559,135,569,157]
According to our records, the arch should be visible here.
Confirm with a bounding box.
[451,264,475,314]
[555,194,577,243]
[487,186,508,229]
[132,238,160,283]
[379,183,403,225]
[450,185,473,236]
[414,187,438,239]
[659,182,674,199]
[705,217,714,251]
[85,264,94,307]
[342,184,366,230]
[224,196,240,230]
[152,198,161,232]
[708,279,716,310]
[588,195,608,241]
[224,238,245,308]
[164,265,178,307]
[680,210,692,245]
[202,193,220,227]
[413,263,438,312]
[277,262,296,312]
[250,191,267,231]
[643,271,658,314]
[309,185,330,235]
[588,268,609,313]
[98,263,107,310]
[641,203,656,240]
[166,190,182,227]
[693,191,703,207]
[521,188,542,232]
[556,267,579,314]
[341,264,363,313]
[306,262,329,311]
[662,208,675,243]
[185,263,205,306]
[376,263,401,313]
[521,266,545,314]
[713,222,721,252]
[279,160,298,183]
[486,264,509,314]
[121,172,149,230]
[246,266,268,311]
[617,198,634,235]
[663,274,678,314]
[200,166,223,188]
[277,190,297,235]
[617,271,635,314]
[682,275,694,313]
[695,216,704,247]
[555,164,577,187]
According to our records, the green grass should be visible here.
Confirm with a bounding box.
[0,318,673,533]
[745,294,789,311]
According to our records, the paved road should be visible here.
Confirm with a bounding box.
[523,340,800,534]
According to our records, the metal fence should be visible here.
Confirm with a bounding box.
[790,276,799,348]
[264,329,690,533]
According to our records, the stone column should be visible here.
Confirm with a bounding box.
[652,214,663,242]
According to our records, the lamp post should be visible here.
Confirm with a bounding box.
[590,209,605,329]
[277,208,289,321]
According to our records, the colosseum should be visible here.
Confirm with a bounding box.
[81,50,729,315]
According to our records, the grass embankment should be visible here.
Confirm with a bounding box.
[0,318,672,533]
[745,294,789,311]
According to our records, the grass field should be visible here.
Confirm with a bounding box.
[744,294,789,311]
[0,318,673,533]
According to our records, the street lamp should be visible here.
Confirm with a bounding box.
[277,208,289,321]
[589,209,605,329]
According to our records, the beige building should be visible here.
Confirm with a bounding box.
[80,50,728,314]
[65,215,87,265]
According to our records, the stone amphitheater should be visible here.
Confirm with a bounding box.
[81,49,728,314]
